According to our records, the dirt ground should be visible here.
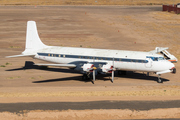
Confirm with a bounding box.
[0,5,180,119]
[0,0,180,5]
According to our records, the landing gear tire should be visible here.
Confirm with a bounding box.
[82,74,88,80]
[118,71,126,75]
[157,78,163,83]
[157,75,163,83]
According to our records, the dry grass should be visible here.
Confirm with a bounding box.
[0,0,179,5]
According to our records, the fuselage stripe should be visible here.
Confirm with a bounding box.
[37,53,148,63]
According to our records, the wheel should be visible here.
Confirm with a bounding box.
[147,72,149,76]
[118,70,126,75]
[82,74,88,80]
[157,77,163,83]
[172,68,176,74]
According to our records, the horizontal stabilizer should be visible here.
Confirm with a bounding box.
[6,54,35,58]
[35,63,76,68]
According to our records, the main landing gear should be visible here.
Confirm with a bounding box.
[82,73,95,84]
[82,74,89,80]
[118,70,126,75]
[157,74,163,83]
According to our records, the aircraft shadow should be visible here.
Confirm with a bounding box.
[6,61,169,83]
[6,61,80,74]
[33,73,169,84]
[116,72,169,82]
[33,74,113,84]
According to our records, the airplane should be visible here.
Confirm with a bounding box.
[6,21,177,83]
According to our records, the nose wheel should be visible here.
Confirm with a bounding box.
[157,74,163,83]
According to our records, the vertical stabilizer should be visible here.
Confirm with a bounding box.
[23,21,47,54]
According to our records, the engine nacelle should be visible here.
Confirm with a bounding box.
[102,64,113,73]
[82,63,94,72]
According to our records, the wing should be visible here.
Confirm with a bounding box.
[35,63,76,68]
[6,54,35,58]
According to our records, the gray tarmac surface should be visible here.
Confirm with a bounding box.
[1,100,180,113]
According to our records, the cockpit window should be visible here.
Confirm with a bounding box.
[146,56,165,61]
[146,56,155,61]
[158,57,165,60]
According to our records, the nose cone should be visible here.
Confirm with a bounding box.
[169,62,175,69]
[169,62,176,74]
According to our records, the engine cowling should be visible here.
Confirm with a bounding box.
[82,63,94,72]
[102,64,113,73]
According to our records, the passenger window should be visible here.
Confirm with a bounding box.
[63,55,65,57]
[59,55,61,57]
[154,57,158,61]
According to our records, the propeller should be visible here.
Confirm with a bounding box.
[111,70,114,83]
[93,69,95,82]
[111,57,116,83]
[92,57,96,82]
[91,66,97,83]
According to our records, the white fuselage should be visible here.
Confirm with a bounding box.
[6,21,176,83]
[34,46,175,73]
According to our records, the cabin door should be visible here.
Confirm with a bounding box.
[145,58,152,68]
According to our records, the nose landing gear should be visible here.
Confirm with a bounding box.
[157,74,163,83]
[172,68,176,74]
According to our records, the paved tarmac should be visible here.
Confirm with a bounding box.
[1,100,180,113]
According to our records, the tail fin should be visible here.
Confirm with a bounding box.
[22,21,47,54]
[6,21,47,58]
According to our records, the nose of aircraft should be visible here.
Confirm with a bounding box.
[169,62,176,74]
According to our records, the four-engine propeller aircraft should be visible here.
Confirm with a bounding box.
[6,21,177,83]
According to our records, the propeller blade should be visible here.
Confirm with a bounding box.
[111,70,114,83]
[93,70,95,81]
